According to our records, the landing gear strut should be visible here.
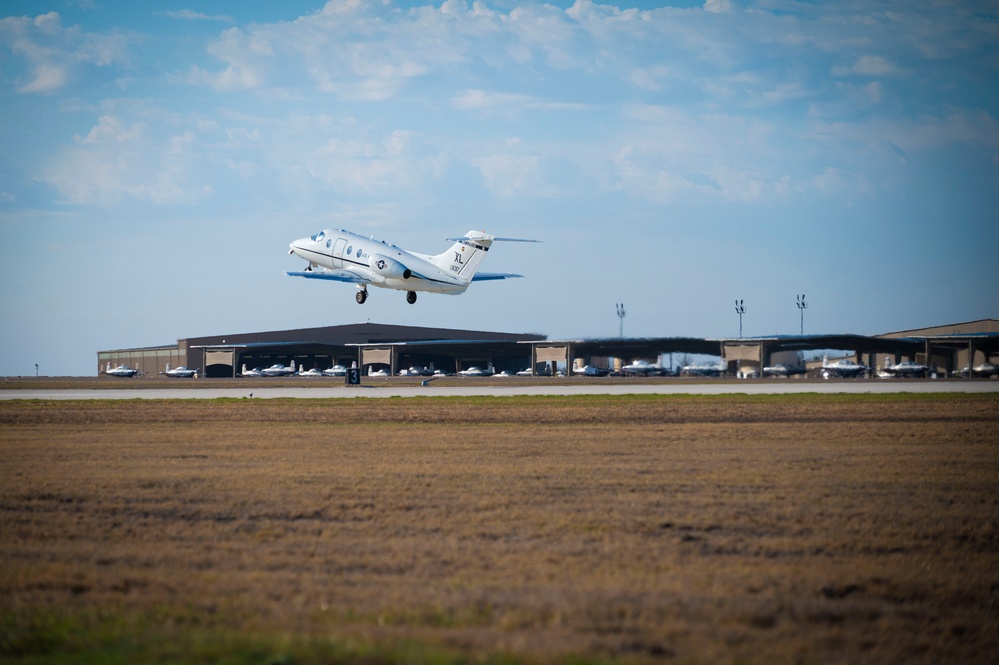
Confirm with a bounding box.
[355,287,368,305]
[406,291,417,304]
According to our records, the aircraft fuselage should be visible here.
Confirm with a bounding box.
[288,229,473,295]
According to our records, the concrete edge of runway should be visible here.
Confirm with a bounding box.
[2,381,997,400]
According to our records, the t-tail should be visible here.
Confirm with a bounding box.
[429,230,538,284]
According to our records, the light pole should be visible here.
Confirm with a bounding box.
[796,294,807,336]
[734,299,746,338]
[616,303,626,338]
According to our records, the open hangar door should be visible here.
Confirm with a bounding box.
[204,350,235,378]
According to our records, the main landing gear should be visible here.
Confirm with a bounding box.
[354,288,417,305]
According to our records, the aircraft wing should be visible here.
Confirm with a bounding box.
[285,270,369,284]
[471,272,523,282]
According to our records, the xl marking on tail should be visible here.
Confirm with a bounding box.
[286,229,538,304]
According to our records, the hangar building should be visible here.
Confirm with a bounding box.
[98,319,998,378]
[98,323,546,378]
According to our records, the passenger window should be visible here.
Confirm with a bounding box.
[326,240,331,248]
[347,246,353,255]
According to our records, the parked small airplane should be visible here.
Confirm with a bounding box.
[574,364,609,376]
[680,363,726,377]
[820,356,867,379]
[105,363,140,378]
[398,366,434,377]
[621,359,664,376]
[161,363,197,378]
[955,362,999,378]
[458,366,492,377]
[241,365,264,377]
[322,364,348,377]
[297,367,324,377]
[880,358,930,378]
[287,228,538,304]
[763,363,808,377]
[260,361,297,377]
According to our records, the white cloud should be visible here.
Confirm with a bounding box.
[832,55,902,77]
[472,153,542,197]
[0,11,132,94]
[452,89,532,111]
[40,105,220,206]
[703,0,734,14]
[78,115,144,144]
[159,10,234,23]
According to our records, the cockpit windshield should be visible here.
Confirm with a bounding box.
[311,231,326,242]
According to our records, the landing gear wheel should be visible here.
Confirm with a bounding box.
[356,289,367,305]
[406,291,417,304]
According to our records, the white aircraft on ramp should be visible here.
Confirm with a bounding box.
[261,361,297,377]
[287,228,538,304]
[105,363,140,378]
[820,356,867,379]
[161,364,198,378]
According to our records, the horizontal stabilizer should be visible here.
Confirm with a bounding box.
[471,272,523,282]
[446,236,540,243]
[285,270,367,284]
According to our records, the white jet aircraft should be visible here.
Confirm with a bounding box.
[287,228,538,304]
[161,363,198,378]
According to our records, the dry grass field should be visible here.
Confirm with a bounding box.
[1,394,997,664]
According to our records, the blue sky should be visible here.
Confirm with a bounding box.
[1,0,997,376]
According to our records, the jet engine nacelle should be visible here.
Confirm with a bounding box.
[368,254,412,280]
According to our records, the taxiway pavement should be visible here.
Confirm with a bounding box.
[1,380,996,400]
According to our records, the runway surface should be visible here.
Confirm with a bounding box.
[2,380,997,399]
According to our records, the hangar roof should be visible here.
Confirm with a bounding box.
[554,337,722,358]
[714,334,924,355]
[184,322,545,348]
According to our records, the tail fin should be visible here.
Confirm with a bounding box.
[429,231,496,282]
[429,230,539,283]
